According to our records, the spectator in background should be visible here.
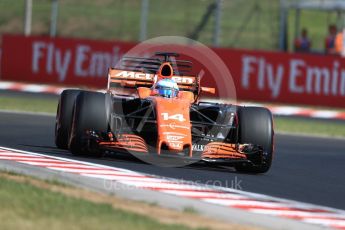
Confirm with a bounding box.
[294,28,311,53]
[325,24,337,54]
[334,29,344,56]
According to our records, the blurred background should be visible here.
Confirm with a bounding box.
[0,0,345,109]
[0,0,344,52]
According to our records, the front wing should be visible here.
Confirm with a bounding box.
[83,130,266,167]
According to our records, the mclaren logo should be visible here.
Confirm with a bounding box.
[171,76,194,84]
[115,71,152,80]
[114,71,194,84]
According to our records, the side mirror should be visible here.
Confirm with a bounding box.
[200,87,216,94]
[137,87,151,99]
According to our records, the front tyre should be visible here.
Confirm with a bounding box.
[235,106,274,173]
[69,91,111,157]
[55,90,82,149]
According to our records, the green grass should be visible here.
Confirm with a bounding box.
[0,175,196,230]
[183,206,199,214]
[0,96,58,113]
[0,0,335,50]
[274,117,345,138]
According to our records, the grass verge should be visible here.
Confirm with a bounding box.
[0,171,255,230]
[0,173,191,230]
[0,95,58,114]
[274,117,345,138]
[0,94,344,138]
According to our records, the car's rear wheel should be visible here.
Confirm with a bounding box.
[69,91,111,157]
[235,106,274,173]
[55,90,82,149]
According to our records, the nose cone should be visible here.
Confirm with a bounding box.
[153,97,192,155]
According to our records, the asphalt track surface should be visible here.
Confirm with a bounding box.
[0,111,345,210]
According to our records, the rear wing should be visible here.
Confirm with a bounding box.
[107,52,215,96]
[107,69,198,91]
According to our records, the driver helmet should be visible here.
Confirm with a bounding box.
[155,78,179,98]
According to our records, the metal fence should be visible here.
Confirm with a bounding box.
[0,0,283,50]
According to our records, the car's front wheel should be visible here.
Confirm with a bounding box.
[235,106,274,173]
[55,89,82,149]
[69,91,111,157]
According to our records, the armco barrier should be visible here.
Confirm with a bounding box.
[1,34,344,108]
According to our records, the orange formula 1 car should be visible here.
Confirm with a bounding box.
[55,52,274,173]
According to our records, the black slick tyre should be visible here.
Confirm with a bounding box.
[235,106,274,173]
[55,90,82,149]
[69,91,111,157]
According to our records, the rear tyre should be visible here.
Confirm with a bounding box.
[55,90,82,149]
[69,91,111,157]
[235,106,274,174]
